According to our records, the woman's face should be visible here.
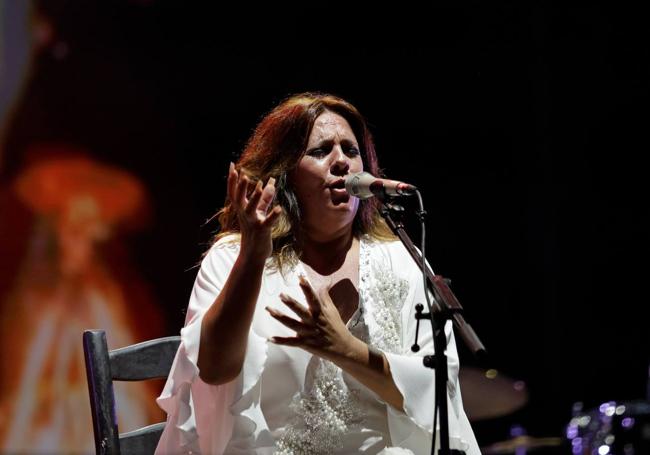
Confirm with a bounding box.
[291,111,363,239]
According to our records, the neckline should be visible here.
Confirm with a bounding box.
[298,236,361,284]
[296,237,366,327]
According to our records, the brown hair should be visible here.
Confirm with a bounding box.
[214,92,395,271]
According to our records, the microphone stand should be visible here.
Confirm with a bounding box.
[377,199,487,455]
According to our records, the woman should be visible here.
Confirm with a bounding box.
[155,93,479,454]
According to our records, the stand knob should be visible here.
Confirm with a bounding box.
[423,355,436,369]
[411,304,425,352]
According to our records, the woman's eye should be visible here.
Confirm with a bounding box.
[308,148,327,157]
[346,147,360,156]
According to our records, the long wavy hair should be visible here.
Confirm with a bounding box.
[214,92,395,271]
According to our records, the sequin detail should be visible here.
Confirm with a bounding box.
[359,238,409,354]
[274,360,363,455]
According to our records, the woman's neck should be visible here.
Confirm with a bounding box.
[299,228,356,275]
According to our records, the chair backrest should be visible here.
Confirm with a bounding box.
[83,329,180,455]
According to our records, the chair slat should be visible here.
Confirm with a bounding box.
[109,336,180,381]
[119,422,166,455]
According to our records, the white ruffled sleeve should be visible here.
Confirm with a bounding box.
[155,237,269,455]
[383,250,481,455]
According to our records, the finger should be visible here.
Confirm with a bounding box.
[245,178,259,199]
[245,180,264,215]
[266,307,317,334]
[269,336,325,356]
[262,205,282,228]
[227,162,238,203]
[235,174,249,207]
[268,336,306,347]
[317,286,334,306]
[278,293,311,321]
[298,275,320,313]
[257,177,276,214]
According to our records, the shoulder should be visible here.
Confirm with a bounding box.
[200,233,241,272]
[364,237,413,266]
[210,233,241,253]
[362,237,420,281]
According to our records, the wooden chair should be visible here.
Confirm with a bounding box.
[83,329,180,455]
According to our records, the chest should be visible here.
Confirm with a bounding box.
[303,257,360,325]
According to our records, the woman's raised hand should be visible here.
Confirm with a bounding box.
[228,162,281,262]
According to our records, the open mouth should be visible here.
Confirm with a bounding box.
[328,179,350,203]
[329,178,346,190]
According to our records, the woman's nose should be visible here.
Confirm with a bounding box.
[330,147,350,176]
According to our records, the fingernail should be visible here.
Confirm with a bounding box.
[268,177,276,186]
[268,337,277,343]
[229,162,234,172]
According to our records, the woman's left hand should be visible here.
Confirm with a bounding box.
[266,275,363,364]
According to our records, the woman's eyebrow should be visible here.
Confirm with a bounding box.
[310,139,334,148]
[309,137,358,148]
[340,138,358,147]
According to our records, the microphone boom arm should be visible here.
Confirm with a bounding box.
[379,201,486,357]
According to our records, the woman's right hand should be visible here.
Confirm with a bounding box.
[227,162,281,263]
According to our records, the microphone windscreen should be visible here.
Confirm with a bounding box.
[344,172,376,199]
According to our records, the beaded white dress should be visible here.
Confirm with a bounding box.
[154,236,480,455]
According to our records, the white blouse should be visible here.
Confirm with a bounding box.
[155,236,480,455]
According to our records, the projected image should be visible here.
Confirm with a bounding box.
[0,151,164,453]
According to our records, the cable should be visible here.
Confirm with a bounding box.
[415,189,438,453]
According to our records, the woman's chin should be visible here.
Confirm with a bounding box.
[305,200,358,229]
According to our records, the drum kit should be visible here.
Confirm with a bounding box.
[459,367,650,454]
[565,400,650,455]
[459,367,528,422]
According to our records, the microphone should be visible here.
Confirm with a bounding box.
[344,172,417,200]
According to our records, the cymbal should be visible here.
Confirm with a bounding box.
[459,367,528,420]
[482,435,564,454]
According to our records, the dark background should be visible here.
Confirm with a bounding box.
[2,1,648,447]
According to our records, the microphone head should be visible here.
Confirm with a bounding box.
[344,172,376,199]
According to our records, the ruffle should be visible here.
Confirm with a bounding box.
[383,355,471,454]
[155,336,201,454]
[155,309,269,454]
[378,447,415,455]
[225,327,273,452]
